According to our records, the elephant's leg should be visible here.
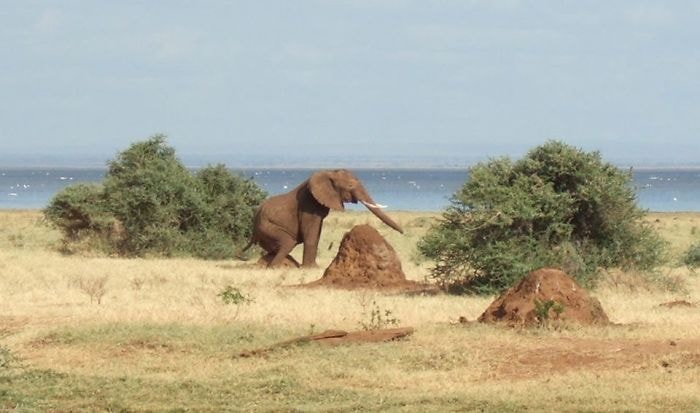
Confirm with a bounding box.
[301,220,323,268]
[269,238,297,268]
[301,240,320,268]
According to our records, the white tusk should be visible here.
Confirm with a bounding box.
[361,200,388,209]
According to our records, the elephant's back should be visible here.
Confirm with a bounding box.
[258,192,299,227]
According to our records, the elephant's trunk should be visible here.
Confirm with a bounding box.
[354,188,404,234]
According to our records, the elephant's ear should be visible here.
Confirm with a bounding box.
[309,172,344,211]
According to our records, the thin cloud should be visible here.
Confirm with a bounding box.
[624,4,676,27]
[151,29,200,60]
[34,8,63,34]
[283,43,336,62]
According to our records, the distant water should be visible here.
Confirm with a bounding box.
[2,167,700,212]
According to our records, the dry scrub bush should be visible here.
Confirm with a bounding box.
[74,275,109,304]
[683,243,700,269]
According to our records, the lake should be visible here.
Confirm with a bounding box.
[2,167,700,212]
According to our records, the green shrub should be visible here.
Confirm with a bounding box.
[193,164,267,259]
[418,140,667,294]
[683,243,700,269]
[102,135,203,256]
[44,183,114,240]
[359,300,400,331]
[533,298,565,328]
[44,134,266,259]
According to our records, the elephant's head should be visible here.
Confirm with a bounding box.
[308,169,404,234]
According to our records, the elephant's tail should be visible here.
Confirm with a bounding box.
[236,238,255,261]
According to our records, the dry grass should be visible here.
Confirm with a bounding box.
[646,212,700,260]
[1,210,700,411]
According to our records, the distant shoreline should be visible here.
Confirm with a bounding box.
[2,165,700,172]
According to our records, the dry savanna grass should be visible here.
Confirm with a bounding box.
[1,209,700,412]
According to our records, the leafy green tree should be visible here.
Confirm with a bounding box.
[45,134,266,259]
[419,140,667,294]
[102,134,201,255]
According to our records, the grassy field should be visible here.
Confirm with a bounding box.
[1,210,700,412]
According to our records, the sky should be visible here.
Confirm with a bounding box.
[1,1,699,167]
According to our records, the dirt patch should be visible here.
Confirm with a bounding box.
[0,316,29,338]
[304,224,429,292]
[237,327,415,357]
[478,268,609,326]
[489,337,700,380]
[256,253,300,268]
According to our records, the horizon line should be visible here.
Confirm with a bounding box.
[2,162,700,171]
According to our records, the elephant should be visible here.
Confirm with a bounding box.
[242,169,403,268]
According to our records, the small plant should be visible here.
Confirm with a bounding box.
[0,345,15,369]
[7,234,24,248]
[76,275,109,304]
[218,285,253,320]
[130,277,145,291]
[533,298,565,328]
[359,300,400,331]
[218,285,253,305]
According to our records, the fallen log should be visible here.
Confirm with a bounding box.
[237,327,415,358]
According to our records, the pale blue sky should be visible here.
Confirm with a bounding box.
[2,1,699,167]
